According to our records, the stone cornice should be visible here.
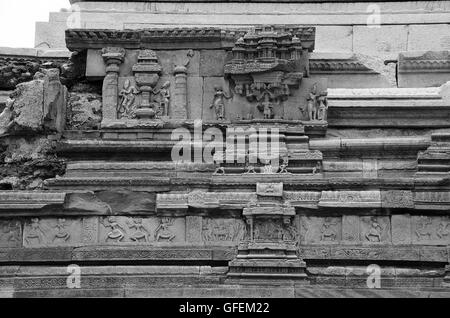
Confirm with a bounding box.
[65,27,316,51]
[310,59,376,74]
[399,51,450,73]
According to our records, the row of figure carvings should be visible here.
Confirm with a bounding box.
[5,215,450,247]
[303,216,450,243]
[101,216,176,243]
[107,48,327,122]
[209,84,328,122]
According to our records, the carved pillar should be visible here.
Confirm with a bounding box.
[101,47,125,124]
[173,65,188,120]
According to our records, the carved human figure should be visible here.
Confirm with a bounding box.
[202,219,214,242]
[305,83,318,121]
[155,217,176,242]
[260,93,274,119]
[436,222,450,239]
[213,220,230,241]
[416,217,432,241]
[53,218,71,243]
[127,218,150,242]
[1,222,19,243]
[321,218,338,242]
[210,86,231,120]
[283,222,298,242]
[365,218,383,242]
[156,81,170,117]
[317,92,328,121]
[103,216,126,242]
[118,79,139,118]
[25,218,45,245]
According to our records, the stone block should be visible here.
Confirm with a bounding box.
[408,24,450,51]
[186,216,203,242]
[360,216,391,244]
[300,216,341,244]
[187,76,203,120]
[382,191,414,209]
[398,51,450,88]
[64,192,111,214]
[95,190,156,214]
[342,215,360,244]
[0,220,21,248]
[315,26,353,53]
[23,218,82,248]
[199,50,230,76]
[353,25,408,55]
[391,215,412,245]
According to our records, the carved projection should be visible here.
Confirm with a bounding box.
[131,49,164,120]
[225,26,313,119]
[155,217,176,242]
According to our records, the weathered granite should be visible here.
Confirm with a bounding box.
[1,1,450,296]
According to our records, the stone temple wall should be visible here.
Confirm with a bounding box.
[0,1,450,297]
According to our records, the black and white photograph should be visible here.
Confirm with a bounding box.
[0,0,449,302]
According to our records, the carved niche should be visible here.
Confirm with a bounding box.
[117,49,171,120]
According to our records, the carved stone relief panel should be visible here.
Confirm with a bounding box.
[202,218,246,244]
[412,216,450,245]
[0,220,21,248]
[23,218,82,247]
[342,215,360,244]
[300,216,342,244]
[391,214,412,245]
[99,216,185,244]
[252,218,298,242]
[360,216,391,244]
